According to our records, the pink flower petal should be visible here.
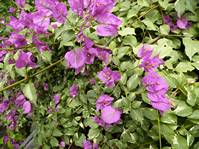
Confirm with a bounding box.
[96,24,118,37]
[23,101,31,114]
[101,106,121,124]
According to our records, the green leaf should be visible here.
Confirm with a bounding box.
[173,101,193,117]
[189,125,199,137]
[123,36,137,47]
[120,73,128,85]
[85,118,98,129]
[163,73,176,87]
[121,129,137,144]
[116,46,130,59]
[187,132,194,147]
[112,85,121,98]
[127,5,142,19]
[88,128,100,140]
[183,38,199,60]
[175,73,187,87]
[50,137,59,147]
[127,74,139,90]
[120,61,134,71]
[145,9,161,23]
[0,63,3,69]
[0,138,3,144]
[185,86,197,106]
[119,27,135,36]
[132,100,142,109]
[160,25,170,35]
[52,129,63,137]
[115,140,128,149]
[161,113,177,124]
[116,1,131,12]
[54,26,64,39]
[41,51,52,62]
[154,38,174,58]
[161,124,176,144]
[22,82,37,105]
[15,68,26,77]
[158,0,171,10]
[143,108,158,120]
[175,62,195,73]
[109,41,116,50]
[113,99,123,109]
[185,0,197,14]
[59,30,75,48]
[130,109,143,124]
[188,110,199,119]
[68,98,81,108]
[172,134,188,149]
[142,18,157,30]
[137,0,149,6]
[43,144,51,149]
[175,0,186,16]
[192,62,199,70]
[74,133,86,147]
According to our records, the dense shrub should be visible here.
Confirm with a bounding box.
[0,0,199,148]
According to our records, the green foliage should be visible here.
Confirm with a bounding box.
[22,82,37,105]
[183,38,199,60]
[0,0,199,148]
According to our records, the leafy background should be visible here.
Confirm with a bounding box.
[0,0,199,148]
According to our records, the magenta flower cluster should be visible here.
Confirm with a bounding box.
[69,84,79,98]
[83,140,99,149]
[138,45,171,113]
[53,94,61,111]
[0,93,32,131]
[93,94,121,128]
[65,3,122,135]
[1,0,67,70]
[97,67,121,88]
[68,0,122,36]
[16,51,37,69]
[10,0,67,33]
[1,0,123,148]
[163,15,190,31]
[64,2,122,148]
[65,35,111,74]
[6,33,27,48]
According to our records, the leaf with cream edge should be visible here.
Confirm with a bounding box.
[22,82,37,105]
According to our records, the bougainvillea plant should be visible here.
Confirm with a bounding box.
[0,0,199,148]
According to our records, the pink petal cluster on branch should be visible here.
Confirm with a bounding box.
[68,0,122,36]
[3,0,68,70]
[69,84,79,98]
[93,94,122,128]
[16,51,37,69]
[97,67,121,88]
[0,93,32,131]
[163,15,190,31]
[83,140,99,149]
[138,45,171,114]
[65,35,111,74]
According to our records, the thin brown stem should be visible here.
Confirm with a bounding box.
[0,58,64,93]
[134,5,159,22]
